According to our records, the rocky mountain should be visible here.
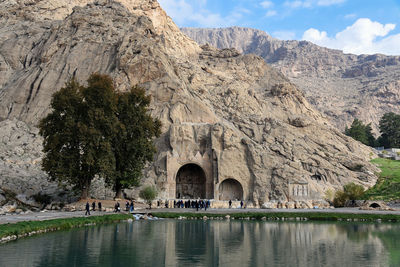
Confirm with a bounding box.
[181,27,400,134]
[0,0,378,208]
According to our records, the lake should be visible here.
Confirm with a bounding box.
[0,219,399,266]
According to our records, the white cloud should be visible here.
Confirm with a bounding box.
[302,18,400,55]
[317,0,345,6]
[265,10,277,17]
[273,30,296,40]
[344,13,356,19]
[284,1,312,8]
[260,1,274,8]
[284,0,345,8]
[158,0,247,28]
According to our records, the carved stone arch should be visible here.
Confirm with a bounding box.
[175,163,206,199]
[218,178,243,201]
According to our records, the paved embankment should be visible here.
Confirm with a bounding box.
[1,208,400,225]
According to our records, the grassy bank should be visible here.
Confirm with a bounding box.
[0,214,132,241]
[153,211,400,222]
[364,158,400,201]
[1,211,400,244]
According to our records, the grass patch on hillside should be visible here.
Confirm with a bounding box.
[154,212,400,222]
[0,214,132,240]
[364,158,400,201]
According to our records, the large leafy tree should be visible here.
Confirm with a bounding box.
[40,74,160,199]
[345,119,376,147]
[39,74,117,199]
[378,112,400,148]
[112,86,161,198]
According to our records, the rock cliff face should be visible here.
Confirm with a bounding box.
[181,27,400,133]
[0,0,378,206]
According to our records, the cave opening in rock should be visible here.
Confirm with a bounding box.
[176,163,206,199]
[218,178,243,201]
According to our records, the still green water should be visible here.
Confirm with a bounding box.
[0,220,399,267]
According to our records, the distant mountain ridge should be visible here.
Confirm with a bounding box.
[181,27,400,133]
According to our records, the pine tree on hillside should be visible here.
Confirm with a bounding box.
[345,119,376,147]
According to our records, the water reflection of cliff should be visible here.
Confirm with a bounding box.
[0,220,399,266]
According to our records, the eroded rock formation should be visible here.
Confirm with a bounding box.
[0,0,378,207]
[181,27,400,133]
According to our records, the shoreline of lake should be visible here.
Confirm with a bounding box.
[2,208,400,244]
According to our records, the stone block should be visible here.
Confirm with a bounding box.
[261,202,277,209]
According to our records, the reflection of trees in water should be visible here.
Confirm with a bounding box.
[33,227,97,266]
[2,221,400,266]
[372,225,400,265]
[30,222,169,266]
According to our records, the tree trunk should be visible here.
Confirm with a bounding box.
[80,179,91,200]
[115,182,123,199]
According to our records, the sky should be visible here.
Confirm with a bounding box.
[158,0,400,55]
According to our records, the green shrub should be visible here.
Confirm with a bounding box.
[32,193,52,208]
[139,186,157,209]
[332,182,365,207]
[333,190,347,207]
[343,183,365,200]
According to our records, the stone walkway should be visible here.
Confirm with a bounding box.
[1,207,400,225]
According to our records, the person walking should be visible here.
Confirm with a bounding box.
[115,202,120,212]
[130,200,134,212]
[98,201,102,211]
[85,202,90,216]
[240,200,244,209]
[92,201,96,211]
[229,200,232,209]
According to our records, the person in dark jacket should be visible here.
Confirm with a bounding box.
[115,202,120,212]
[85,202,90,216]
[92,201,96,211]
[126,201,130,211]
[130,200,134,212]
[98,202,102,211]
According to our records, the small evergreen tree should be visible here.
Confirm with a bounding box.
[378,112,400,148]
[345,119,376,147]
[139,186,157,209]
